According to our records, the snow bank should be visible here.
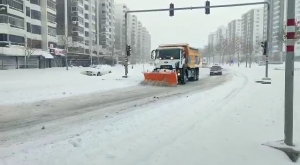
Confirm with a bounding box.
[1,63,299,164]
[0,64,153,105]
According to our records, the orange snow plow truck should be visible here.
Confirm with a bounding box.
[143,43,201,86]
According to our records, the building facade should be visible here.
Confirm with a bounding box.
[227,19,241,59]
[98,0,114,52]
[0,0,57,69]
[114,3,129,61]
[241,7,264,61]
[128,14,138,63]
[114,3,151,64]
[56,0,98,66]
[263,0,285,60]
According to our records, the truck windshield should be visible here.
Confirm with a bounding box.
[156,49,180,59]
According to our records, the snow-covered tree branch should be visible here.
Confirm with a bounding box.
[23,38,38,68]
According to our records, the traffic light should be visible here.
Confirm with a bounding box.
[205,1,210,14]
[126,45,131,56]
[261,41,267,55]
[169,3,174,16]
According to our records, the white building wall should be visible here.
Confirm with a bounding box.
[98,0,115,51]
[0,0,57,50]
[252,8,264,46]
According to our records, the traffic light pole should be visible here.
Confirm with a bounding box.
[284,0,295,147]
[122,1,271,78]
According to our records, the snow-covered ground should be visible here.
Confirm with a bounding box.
[0,64,153,105]
[1,63,299,164]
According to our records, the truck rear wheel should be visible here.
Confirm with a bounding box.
[188,69,196,81]
[195,68,199,81]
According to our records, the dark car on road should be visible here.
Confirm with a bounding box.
[210,65,223,76]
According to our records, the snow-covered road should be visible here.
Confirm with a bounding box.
[0,64,299,165]
[0,68,231,146]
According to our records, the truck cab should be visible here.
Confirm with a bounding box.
[151,46,185,71]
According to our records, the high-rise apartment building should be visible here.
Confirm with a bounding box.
[227,19,241,59]
[56,0,97,65]
[128,14,138,63]
[241,7,264,60]
[263,0,285,60]
[0,0,57,69]
[98,0,115,52]
[114,3,151,64]
[114,3,129,57]
[143,29,151,62]
[136,21,143,63]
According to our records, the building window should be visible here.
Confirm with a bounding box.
[48,26,56,36]
[31,10,41,20]
[31,25,41,34]
[27,22,31,32]
[47,0,56,10]
[71,6,83,14]
[1,0,24,11]
[84,4,88,10]
[47,12,56,23]
[71,16,84,24]
[26,7,30,17]
[30,0,40,6]
[0,15,24,29]
[72,26,84,34]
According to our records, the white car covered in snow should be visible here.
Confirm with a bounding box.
[82,65,112,76]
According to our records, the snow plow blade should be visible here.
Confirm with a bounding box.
[142,71,178,87]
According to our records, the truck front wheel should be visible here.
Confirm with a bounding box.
[180,68,187,84]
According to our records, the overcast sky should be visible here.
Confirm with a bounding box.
[115,0,264,49]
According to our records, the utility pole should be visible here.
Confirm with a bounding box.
[284,0,295,147]
[262,0,272,80]
[64,0,68,70]
[96,0,100,65]
[111,45,114,66]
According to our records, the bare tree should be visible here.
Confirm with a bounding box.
[206,43,215,63]
[215,36,228,65]
[57,21,80,70]
[24,38,38,68]
[240,37,249,67]
[226,38,235,64]
[235,36,242,67]
[249,41,262,68]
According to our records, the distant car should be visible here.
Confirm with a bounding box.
[210,65,222,76]
[82,65,112,76]
[258,61,265,66]
[202,62,209,68]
